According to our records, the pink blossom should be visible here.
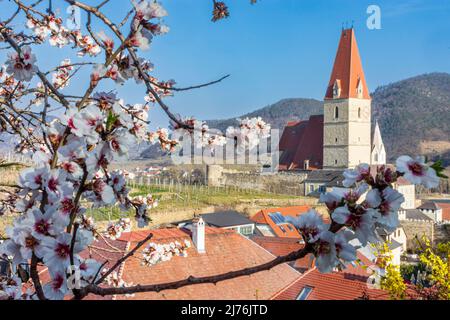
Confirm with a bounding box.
[6,46,37,82]
[43,270,68,300]
[396,155,439,189]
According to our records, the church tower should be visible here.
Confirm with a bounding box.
[323,28,372,169]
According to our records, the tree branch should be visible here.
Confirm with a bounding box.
[79,243,313,297]
[94,232,154,286]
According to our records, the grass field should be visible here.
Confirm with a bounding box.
[86,183,303,222]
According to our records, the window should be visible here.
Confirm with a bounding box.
[335,159,338,165]
[297,286,313,300]
[0,260,9,276]
[358,107,361,118]
[334,106,339,119]
[374,153,378,162]
[335,137,338,143]
[357,79,363,98]
[309,185,314,192]
[333,80,341,98]
[239,225,254,236]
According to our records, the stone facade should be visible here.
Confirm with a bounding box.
[206,165,224,187]
[206,165,308,196]
[323,97,372,169]
[400,220,434,251]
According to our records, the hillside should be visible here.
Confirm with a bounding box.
[372,73,450,163]
[206,98,323,132]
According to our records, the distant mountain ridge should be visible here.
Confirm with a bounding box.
[206,98,323,132]
[3,73,448,165]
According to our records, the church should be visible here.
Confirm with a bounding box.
[279,28,386,171]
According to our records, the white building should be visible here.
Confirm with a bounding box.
[418,202,443,223]
[377,227,407,266]
[394,177,416,210]
[371,121,386,165]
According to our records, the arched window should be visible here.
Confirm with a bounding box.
[358,107,361,118]
[334,106,339,119]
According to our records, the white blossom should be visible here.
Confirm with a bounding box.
[6,46,37,82]
[285,209,329,243]
[396,155,439,189]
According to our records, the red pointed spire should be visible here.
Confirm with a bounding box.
[325,29,371,100]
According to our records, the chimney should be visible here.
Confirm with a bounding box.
[192,217,205,253]
[398,209,406,221]
[304,159,310,170]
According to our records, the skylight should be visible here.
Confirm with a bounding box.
[296,286,313,300]
[268,212,286,224]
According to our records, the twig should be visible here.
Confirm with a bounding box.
[93,232,154,286]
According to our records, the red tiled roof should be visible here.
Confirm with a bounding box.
[437,203,450,221]
[325,28,370,100]
[111,227,300,300]
[34,227,300,300]
[36,235,130,300]
[251,206,313,238]
[279,115,324,171]
[250,236,313,271]
[396,176,414,186]
[272,268,389,300]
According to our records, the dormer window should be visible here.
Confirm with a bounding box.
[333,80,341,99]
[356,78,363,98]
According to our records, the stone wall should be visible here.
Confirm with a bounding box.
[206,165,308,196]
[400,220,435,252]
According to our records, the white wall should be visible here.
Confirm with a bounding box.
[396,184,416,210]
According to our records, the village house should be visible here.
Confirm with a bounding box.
[376,227,407,266]
[417,201,450,224]
[76,220,301,300]
[302,170,344,196]
[177,211,256,237]
[252,236,392,300]
[250,206,315,238]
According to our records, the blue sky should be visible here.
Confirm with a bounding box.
[3,0,450,128]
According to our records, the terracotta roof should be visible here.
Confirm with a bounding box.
[250,236,313,272]
[325,28,370,100]
[278,115,324,171]
[437,203,450,221]
[396,176,414,186]
[271,268,389,300]
[250,206,313,238]
[113,227,300,300]
[36,235,130,300]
